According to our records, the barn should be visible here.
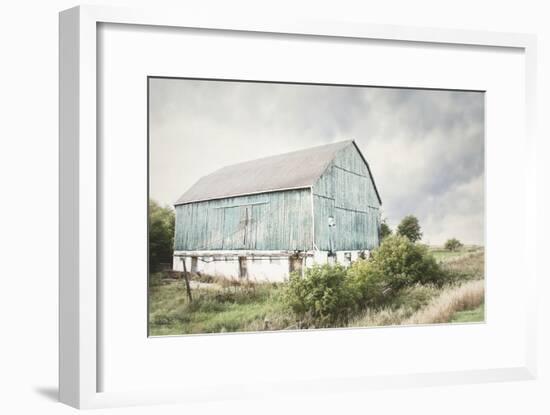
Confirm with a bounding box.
[173,140,382,282]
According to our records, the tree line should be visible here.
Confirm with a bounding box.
[381,214,463,250]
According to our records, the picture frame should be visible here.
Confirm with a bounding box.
[59,5,538,409]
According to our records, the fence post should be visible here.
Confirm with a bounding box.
[180,257,193,302]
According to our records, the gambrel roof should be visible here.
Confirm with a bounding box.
[175,140,382,206]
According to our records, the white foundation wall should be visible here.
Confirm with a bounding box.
[173,250,369,282]
[173,254,291,282]
[172,256,240,279]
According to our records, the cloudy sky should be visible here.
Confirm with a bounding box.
[149,78,484,245]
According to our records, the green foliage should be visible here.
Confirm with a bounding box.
[346,260,388,308]
[348,235,444,307]
[444,238,463,251]
[396,215,423,242]
[149,199,175,273]
[282,265,357,327]
[379,218,392,240]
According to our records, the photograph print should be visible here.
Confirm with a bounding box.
[148,77,485,336]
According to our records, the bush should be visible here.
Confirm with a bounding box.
[444,238,463,251]
[280,236,458,327]
[346,260,389,308]
[282,265,357,327]
[348,235,445,307]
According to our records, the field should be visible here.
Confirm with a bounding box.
[149,247,485,336]
[149,280,291,335]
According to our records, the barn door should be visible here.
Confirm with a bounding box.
[221,206,242,249]
[220,204,257,249]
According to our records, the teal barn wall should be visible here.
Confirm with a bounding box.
[312,143,381,251]
[174,189,313,251]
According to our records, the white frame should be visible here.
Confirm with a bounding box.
[59,5,538,409]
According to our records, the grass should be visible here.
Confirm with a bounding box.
[440,250,484,279]
[149,247,485,335]
[349,279,485,327]
[404,279,484,325]
[348,284,439,327]
[450,303,485,323]
[429,245,483,263]
[149,278,294,335]
[430,249,465,261]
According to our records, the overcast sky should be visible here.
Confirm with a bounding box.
[149,78,484,245]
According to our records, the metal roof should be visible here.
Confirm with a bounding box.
[175,140,381,205]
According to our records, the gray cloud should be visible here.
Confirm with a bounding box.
[149,78,484,245]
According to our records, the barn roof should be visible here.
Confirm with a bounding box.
[175,140,382,205]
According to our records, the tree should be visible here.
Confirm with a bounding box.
[444,238,463,251]
[379,218,392,240]
[396,215,423,243]
[149,199,175,272]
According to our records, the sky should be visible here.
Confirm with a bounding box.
[149,78,484,245]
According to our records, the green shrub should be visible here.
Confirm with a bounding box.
[346,260,389,308]
[282,265,357,327]
[348,235,445,307]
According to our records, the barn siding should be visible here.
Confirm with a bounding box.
[174,189,313,251]
[312,143,381,251]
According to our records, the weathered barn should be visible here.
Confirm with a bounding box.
[173,140,382,281]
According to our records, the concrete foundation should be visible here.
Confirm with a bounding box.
[173,249,369,282]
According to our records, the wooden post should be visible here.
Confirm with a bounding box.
[238,256,248,279]
[289,253,303,275]
[191,256,198,273]
[181,257,193,303]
